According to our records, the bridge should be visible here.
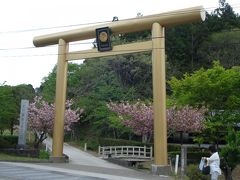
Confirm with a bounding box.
[98,146,153,166]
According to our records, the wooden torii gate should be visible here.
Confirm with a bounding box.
[33,6,205,174]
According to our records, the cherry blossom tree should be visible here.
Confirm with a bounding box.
[167,105,207,144]
[28,96,82,148]
[108,101,153,143]
[167,105,206,133]
[108,101,206,143]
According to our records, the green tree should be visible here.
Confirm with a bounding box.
[165,0,240,76]
[13,84,35,102]
[169,61,240,109]
[220,128,240,180]
[169,61,240,144]
[39,63,82,102]
[198,30,240,68]
[0,86,18,134]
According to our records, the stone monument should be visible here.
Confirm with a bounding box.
[18,99,29,148]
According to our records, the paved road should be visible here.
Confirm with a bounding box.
[0,138,171,180]
[0,162,105,180]
[0,161,146,180]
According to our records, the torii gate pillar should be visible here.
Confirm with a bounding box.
[50,39,69,162]
[151,23,170,174]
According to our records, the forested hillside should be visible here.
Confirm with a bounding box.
[39,0,240,140]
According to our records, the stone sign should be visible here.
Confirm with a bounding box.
[18,99,29,147]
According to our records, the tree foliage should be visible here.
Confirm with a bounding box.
[166,0,240,75]
[0,86,18,134]
[108,101,153,142]
[167,105,207,133]
[28,96,82,147]
[220,128,240,180]
[169,61,240,145]
[108,101,206,142]
[169,61,240,110]
[0,84,35,134]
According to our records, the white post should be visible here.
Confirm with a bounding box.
[175,154,179,175]
[103,147,105,157]
[84,143,87,151]
[144,146,146,157]
[150,146,153,158]
[98,146,101,156]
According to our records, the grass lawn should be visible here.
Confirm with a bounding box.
[0,152,49,162]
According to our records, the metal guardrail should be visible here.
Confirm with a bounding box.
[98,146,153,160]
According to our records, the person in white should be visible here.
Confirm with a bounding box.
[204,145,222,180]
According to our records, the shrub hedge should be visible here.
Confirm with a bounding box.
[98,138,150,147]
[186,164,210,180]
[0,135,18,148]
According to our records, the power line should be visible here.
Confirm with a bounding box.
[0,41,95,51]
[0,21,110,34]
[1,25,240,52]
[0,4,239,56]
[0,4,239,34]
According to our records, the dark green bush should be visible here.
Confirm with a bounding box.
[188,152,210,164]
[84,138,100,151]
[168,144,181,151]
[1,135,18,145]
[168,149,210,164]
[98,138,152,147]
[0,138,12,148]
[39,150,49,159]
[186,164,210,180]
[0,135,18,148]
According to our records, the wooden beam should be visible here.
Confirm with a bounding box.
[67,41,152,61]
[33,6,205,47]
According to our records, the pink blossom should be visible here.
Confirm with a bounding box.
[28,96,82,134]
[108,102,206,137]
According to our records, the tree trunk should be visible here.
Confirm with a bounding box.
[180,132,183,145]
[142,134,147,143]
[34,132,47,149]
[128,134,132,141]
[147,133,152,143]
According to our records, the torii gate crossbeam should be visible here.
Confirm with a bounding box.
[33,6,205,175]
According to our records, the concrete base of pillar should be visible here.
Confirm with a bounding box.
[49,155,69,163]
[151,164,171,176]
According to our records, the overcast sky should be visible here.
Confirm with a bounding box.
[0,0,239,88]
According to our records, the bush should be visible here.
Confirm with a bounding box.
[99,138,152,147]
[0,135,18,148]
[1,135,18,145]
[83,138,100,151]
[39,150,49,159]
[168,144,181,151]
[187,152,210,164]
[186,164,210,180]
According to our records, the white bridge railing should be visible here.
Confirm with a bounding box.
[98,146,153,160]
